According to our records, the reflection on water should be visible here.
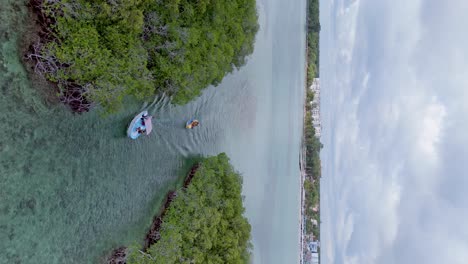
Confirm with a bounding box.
[0,0,306,263]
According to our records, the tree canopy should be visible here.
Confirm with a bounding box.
[40,0,153,112]
[303,109,322,235]
[303,0,321,238]
[306,0,320,86]
[144,0,259,104]
[127,153,252,264]
[34,0,258,112]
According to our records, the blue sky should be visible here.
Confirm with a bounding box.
[320,0,468,263]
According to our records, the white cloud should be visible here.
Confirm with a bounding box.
[416,98,446,159]
[321,0,468,263]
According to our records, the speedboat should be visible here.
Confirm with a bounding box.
[127,111,153,139]
[185,118,199,129]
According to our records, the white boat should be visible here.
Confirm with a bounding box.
[127,111,153,139]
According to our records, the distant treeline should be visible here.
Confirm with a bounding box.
[306,0,320,86]
[304,0,321,238]
[304,104,322,236]
[28,0,258,113]
[126,153,252,264]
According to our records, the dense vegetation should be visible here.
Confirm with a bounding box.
[30,0,258,112]
[303,105,322,236]
[306,0,320,86]
[304,0,321,239]
[304,92,322,180]
[127,153,252,263]
[36,0,152,113]
[144,0,258,104]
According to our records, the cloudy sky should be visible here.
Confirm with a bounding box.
[320,0,468,263]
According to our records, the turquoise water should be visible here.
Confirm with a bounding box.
[0,0,306,263]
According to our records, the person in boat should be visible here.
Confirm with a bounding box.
[137,127,146,134]
[141,113,148,125]
[192,120,199,128]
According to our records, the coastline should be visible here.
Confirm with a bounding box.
[107,163,201,264]
[301,0,321,262]
[143,163,200,250]
[23,0,97,112]
[299,54,308,264]
[300,126,307,264]
[20,0,60,105]
[300,2,309,262]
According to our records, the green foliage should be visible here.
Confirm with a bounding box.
[143,0,259,104]
[304,174,320,235]
[304,111,322,179]
[303,89,322,239]
[42,0,153,113]
[305,89,314,112]
[127,153,252,264]
[301,0,321,244]
[306,0,320,86]
[38,0,258,112]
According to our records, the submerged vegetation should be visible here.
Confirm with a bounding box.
[28,0,258,113]
[125,153,252,263]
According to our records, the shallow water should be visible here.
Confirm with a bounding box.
[0,0,306,263]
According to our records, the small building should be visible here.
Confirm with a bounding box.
[309,78,321,138]
[310,219,318,226]
[308,241,319,253]
[312,205,319,212]
[311,252,319,264]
